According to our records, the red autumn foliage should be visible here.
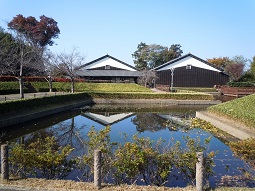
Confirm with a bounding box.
[8,14,60,47]
[0,76,84,82]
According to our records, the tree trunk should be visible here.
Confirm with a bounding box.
[49,77,53,92]
[19,77,24,99]
[19,48,24,99]
[71,78,74,93]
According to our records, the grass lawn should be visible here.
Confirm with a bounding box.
[175,87,218,92]
[75,82,152,92]
[207,94,255,128]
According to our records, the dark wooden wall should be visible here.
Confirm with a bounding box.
[156,66,229,87]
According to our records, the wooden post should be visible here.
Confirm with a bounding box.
[94,150,102,189]
[1,144,9,181]
[196,152,204,191]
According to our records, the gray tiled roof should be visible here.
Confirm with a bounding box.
[76,70,142,77]
[80,55,137,71]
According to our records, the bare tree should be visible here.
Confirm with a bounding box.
[225,56,248,82]
[53,47,85,93]
[2,29,44,98]
[7,14,60,98]
[42,50,58,92]
[138,68,157,88]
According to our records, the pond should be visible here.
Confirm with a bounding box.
[1,104,254,188]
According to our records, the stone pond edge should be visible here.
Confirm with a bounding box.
[196,111,255,140]
[0,99,220,129]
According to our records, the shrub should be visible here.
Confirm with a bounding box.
[9,136,76,179]
[0,82,27,94]
[79,126,215,186]
[0,92,91,115]
[229,138,255,169]
[227,82,255,87]
[87,92,214,100]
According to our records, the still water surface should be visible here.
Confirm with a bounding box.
[1,104,252,187]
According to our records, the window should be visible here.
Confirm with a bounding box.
[186,65,192,70]
[105,65,110,70]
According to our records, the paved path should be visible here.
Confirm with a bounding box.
[0,92,69,102]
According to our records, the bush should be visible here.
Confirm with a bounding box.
[9,136,76,179]
[78,126,215,186]
[227,82,255,87]
[87,92,214,100]
[239,71,255,82]
[229,138,255,169]
[0,82,27,94]
[0,92,91,115]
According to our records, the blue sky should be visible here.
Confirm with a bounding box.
[1,0,255,66]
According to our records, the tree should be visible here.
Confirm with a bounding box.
[7,14,60,98]
[138,68,157,88]
[53,48,85,93]
[132,42,148,70]
[250,56,255,75]
[207,57,232,69]
[42,50,58,92]
[0,27,19,76]
[8,14,60,48]
[132,42,183,70]
[224,55,248,82]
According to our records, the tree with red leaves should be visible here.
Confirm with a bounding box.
[8,14,60,48]
[7,14,60,98]
[225,56,247,81]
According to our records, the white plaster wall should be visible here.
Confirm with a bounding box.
[158,56,220,72]
[83,57,136,71]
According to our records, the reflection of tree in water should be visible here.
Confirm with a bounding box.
[24,129,55,147]
[49,117,86,155]
[132,113,168,132]
[22,117,86,156]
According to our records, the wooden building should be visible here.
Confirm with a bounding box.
[154,53,229,88]
[76,55,141,83]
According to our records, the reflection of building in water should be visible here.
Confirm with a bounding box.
[157,114,190,127]
[81,111,191,133]
[133,113,191,132]
[81,112,134,126]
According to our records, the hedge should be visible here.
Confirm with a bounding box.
[0,82,31,94]
[0,82,152,94]
[227,82,255,87]
[87,92,214,100]
[0,92,92,115]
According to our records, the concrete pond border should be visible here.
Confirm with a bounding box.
[196,111,255,140]
[0,99,220,129]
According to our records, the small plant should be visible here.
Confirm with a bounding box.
[9,136,76,179]
[229,138,255,169]
[78,126,116,182]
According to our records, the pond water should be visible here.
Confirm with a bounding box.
[1,104,253,188]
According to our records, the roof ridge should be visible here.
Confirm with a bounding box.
[153,53,225,72]
[80,54,137,71]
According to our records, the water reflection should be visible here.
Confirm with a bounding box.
[1,104,253,188]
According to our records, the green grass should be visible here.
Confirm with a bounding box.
[207,94,255,128]
[0,82,152,94]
